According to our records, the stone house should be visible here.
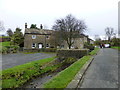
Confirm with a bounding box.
[24,23,54,50]
[24,23,93,50]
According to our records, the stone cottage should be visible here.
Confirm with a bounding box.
[24,23,54,50]
[24,23,94,50]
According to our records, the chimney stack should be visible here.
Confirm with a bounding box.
[25,23,27,28]
[40,24,43,29]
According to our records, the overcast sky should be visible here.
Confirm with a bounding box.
[0,0,119,40]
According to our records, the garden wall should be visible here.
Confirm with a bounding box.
[57,49,89,59]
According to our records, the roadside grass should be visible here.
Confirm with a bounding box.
[1,56,56,88]
[89,47,100,55]
[111,46,120,50]
[43,56,92,88]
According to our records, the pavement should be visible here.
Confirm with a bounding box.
[78,48,119,88]
[1,53,55,70]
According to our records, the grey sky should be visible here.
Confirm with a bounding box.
[0,0,119,40]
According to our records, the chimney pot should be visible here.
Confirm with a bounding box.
[40,24,43,29]
[25,23,27,28]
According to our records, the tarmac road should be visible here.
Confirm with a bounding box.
[1,53,55,70]
[78,48,119,88]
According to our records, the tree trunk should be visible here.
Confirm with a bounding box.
[68,45,71,49]
[108,37,110,41]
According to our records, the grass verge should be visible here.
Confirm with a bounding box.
[111,46,120,50]
[1,56,56,88]
[43,56,92,88]
[89,47,100,55]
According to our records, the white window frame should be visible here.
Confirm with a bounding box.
[32,35,36,39]
[32,43,36,48]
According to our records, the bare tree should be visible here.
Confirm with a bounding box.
[52,14,87,49]
[105,27,115,41]
[0,21,5,31]
[94,35,101,41]
[49,31,63,48]
[7,28,13,37]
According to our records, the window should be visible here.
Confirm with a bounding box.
[46,35,49,39]
[61,45,64,48]
[32,43,36,48]
[46,44,49,48]
[32,35,36,39]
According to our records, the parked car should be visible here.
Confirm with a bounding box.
[104,44,111,48]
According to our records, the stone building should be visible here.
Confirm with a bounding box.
[24,23,53,50]
[24,23,94,50]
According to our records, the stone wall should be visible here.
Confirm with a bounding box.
[57,49,89,59]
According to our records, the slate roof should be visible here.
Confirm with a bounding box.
[25,28,53,35]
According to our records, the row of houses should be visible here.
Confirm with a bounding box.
[24,23,94,50]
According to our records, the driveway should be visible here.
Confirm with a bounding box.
[1,53,55,70]
[78,48,119,88]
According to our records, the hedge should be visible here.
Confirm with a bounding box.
[57,49,89,59]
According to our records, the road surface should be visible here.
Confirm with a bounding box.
[1,53,55,70]
[78,48,119,88]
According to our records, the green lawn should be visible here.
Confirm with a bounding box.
[0,36,9,38]
[111,46,120,50]
[0,42,10,53]
[1,56,56,88]
[1,41,10,47]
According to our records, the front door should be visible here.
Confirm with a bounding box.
[38,43,42,49]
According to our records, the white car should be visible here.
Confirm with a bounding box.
[104,44,110,48]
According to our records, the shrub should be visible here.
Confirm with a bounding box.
[84,42,94,52]
[1,45,19,54]
[86,45,94,52]
[57,49,89,59]
[84,43,94,52]
[2,46,8,54]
